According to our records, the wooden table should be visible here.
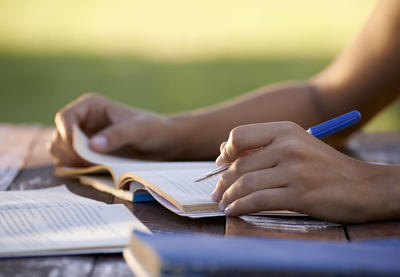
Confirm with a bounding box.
[0,125,399,276]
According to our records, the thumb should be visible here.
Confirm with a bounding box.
[89,121,133,153]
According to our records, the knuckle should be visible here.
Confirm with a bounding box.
[81,92,99,101]
[216,174,229,192]
[55,107,72,125]
[229,161,242,177]
[229,126,245,148]
[78,92,105,107]
[236,173,254,191]
[280,139,304,159]
[239,173,253,187]
[279,121,300,134]
[55,110,65,123]
[288,163,305,181]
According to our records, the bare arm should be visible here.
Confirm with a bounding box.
[50,0,400,165]
[172,0,400,159]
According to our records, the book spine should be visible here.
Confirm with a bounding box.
[161,266,398,277]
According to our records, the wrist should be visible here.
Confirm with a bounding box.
[166,112,204,160]
[167,112,220,160]
[360,162,400,221]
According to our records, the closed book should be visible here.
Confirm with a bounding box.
[123,231,400,277]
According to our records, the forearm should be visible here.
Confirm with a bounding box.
[169,82,324,160]
[169,0,400,161]
[310,0,400,124]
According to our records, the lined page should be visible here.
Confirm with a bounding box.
[134,169,219,205]
[0,186,150,257]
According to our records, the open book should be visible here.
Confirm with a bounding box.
[0,185,150,258]
[56,126,298,218]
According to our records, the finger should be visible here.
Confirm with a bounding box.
[55,93,111,145]
[220,168,287,208]
[223,188,292,216]
[216,121,303,166]
[219,141,226,153]
[48,131,89,167]
[47,140,81,167]
[55,96,94,144]
[89,117,150,153]
[213,144,281,201]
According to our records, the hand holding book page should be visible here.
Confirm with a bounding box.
[0,186,150,258]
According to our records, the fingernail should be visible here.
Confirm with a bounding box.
[224,204,232,215]
[91,135,108,151]
[211,189,218,202]
[215,155,223,166]
[218,201,225,212]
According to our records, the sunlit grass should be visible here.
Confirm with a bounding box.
[0,53,331,124]
[0,0,398,131]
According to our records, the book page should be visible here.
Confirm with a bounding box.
[145,186,225,218]
[0,186,150,257]
[72,125,215,182]
[133,168,218,206]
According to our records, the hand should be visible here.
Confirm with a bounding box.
[48,93,183,166]
[212,121,397,223]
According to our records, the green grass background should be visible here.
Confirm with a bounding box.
[0,0,398,130]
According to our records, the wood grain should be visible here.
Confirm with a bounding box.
[0,126,224,276]
[226,216,346,241]
[0,125,39,190]
[0,126,97,277]
[1,126,399,276]
[345,221,400,241]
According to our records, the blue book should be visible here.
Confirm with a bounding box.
[123,231,400,277]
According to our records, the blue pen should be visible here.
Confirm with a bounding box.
[194,110,361,182]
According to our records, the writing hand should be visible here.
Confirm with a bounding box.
[212,122,396,223]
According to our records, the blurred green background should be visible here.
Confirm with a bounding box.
[0,0,398,130]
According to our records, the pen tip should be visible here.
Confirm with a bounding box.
[194,177,205,182]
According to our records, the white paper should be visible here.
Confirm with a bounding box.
[134,169,218,205]
[72,125,215,182]
[0,186,150,257]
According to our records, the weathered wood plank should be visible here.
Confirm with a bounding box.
[89,255,133,277]
[1,127,102,277]
[0,125,39,190]
[2,127,399,276]
[346,221,400,241]
[0,256,94,277]
[9,127,114,204]
[346,133,400,164]
[226,216,346,241]
[114,197,226,235]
